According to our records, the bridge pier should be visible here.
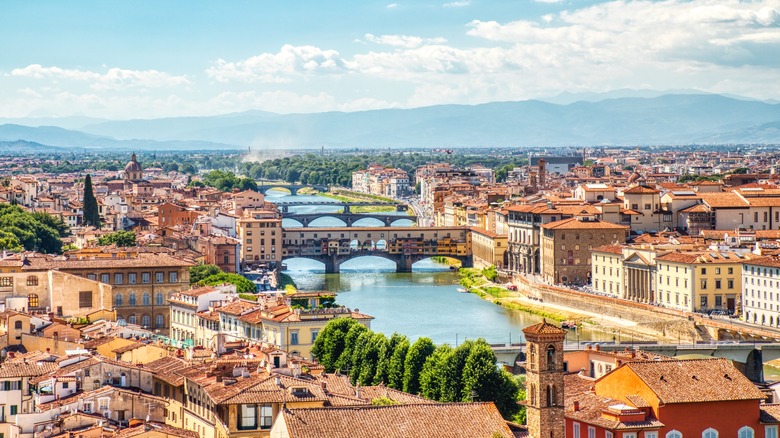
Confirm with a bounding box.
[290,188,299,196]
[324,256,340,274]
[282,205,289,213]
[344,205,351,213]
[396,255,415,273]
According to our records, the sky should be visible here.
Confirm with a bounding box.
[2,0,780,119]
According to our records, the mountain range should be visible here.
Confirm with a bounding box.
[1,92,780,151]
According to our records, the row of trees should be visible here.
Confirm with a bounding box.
[311,318,522,420]
[241,153,527,187]
[0,203,69,253]
[191,170,258,192]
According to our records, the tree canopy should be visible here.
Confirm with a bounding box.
[82,174,100,227]
[197,272,256,293]
[200,170,258,192]
[0,203,68,254]
[311,318,521,420]
[97,230,136,247]
[190,263,222,284]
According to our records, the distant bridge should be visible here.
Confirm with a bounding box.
[490,341,780,382]
[256,180,328,196]
[282,212,418,228]
[281,226,472,273]
[274,200,408,213]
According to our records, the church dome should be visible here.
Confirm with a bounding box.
[627,171,642,184]
[124,153,143,181]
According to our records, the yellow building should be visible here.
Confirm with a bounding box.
[654,251,760,313]
[236,208,283,269]
[470,227,508,269]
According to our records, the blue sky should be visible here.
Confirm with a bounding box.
[2,0,779,119]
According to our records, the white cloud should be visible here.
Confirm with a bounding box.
[443,0,471,8]
[386,3,398,8]
[10,64,190,90]
[363,33,447,48]
[206,45,347,83]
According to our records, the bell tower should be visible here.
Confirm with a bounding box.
[523,319,566,438]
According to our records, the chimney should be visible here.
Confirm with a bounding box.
[356,385,362,399]
[320,382,327,392]
[275,376,282,387]
[573,401,580,412]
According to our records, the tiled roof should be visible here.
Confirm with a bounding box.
[699,192,749,208]
[744,256,780,269]
[0,360,58,378]
[279,402,514,438]
[623,186,660,194]
[624,358,765,404]
[522,320,567,335]
[656,251,763,265]
[114,422,199,438]
[591,245,624,255]
[144,356,188,386]
[759,404,780,424]
[542,218,628,230]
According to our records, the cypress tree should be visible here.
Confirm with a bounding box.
[82,174,100,227]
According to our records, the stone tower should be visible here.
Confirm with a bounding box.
[523,319,566,438]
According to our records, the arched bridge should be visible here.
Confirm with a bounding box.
[281,226,473,273]
[256,181,328,195]
[275,200,408,213]
[282,212,418,227]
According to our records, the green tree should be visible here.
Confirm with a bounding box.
[198,272,256,293]
[82,174,100,227]
[482,265,498,282]
[97,230,136,247]
[349,330,374,385]
[312,318,362,372]
[190,264,222,284]
[0,229,22,252]
[387,338,410,390]
[0,203,64,254]
[358,333,388,386]
[419,345,453,400]
[335,323,369,373]
[461,341,520,419]
[374,333,406,385]
[403,337,436,394]
[440,340,475,402]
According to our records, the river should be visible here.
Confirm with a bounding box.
[266,188,607,346]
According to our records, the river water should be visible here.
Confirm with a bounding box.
[266,188,605,345]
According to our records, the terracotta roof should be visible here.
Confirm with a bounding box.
[522,320,567,335]
[680,203,710,213]
[542,218,628,231]
[759,404,780,424]
[656,251,763,265]
[744,256,780,269]
[115,422,199,438]
[591,245,624,255]
[699,192,749,208]
[144,356,188,386]
[279,402,514,438]
[0,360,58,378]
[623,186,660,194]
[623,358,765,404]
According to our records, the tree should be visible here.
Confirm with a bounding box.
[190,264,222,284]
[98,230,136,247]
[0,229,22,252]
[335,323,369,373]
[403,337,436,394]
[440,339,475,402]
[461,340,520,419]
[82,174,100,227]
[357,333,388,386]
[387,338,410,390]
[349,330,374,385]
[312,318,363,372]
[0,203,64,254]
[198,272,256,293]
[419,345,453,400]
[374,333,406,385]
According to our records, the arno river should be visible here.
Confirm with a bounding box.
[267,189,605,346]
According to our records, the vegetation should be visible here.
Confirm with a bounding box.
[312,319,521,420]
[677,173,723,183]
[196,170,258,192]
[0,203,68,253]
[197,272,256,293]
[82,174,100,227]
[97,230,136,247]
[482,265,498,282]
[189,263,222,284]
[279,273,297,292]
[239,293,259,302]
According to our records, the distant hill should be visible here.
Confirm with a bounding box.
[0,124,241,151]
[0,140,63,154]
[3,93,780,149]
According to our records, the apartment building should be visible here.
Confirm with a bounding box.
[742,257,780,327]
[236,208,283,269]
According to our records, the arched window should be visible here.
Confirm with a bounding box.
[528,384,536,405]
[666,431,682,438]
[26,275,38,286]
[738,427,755,438]
[115,294,123,306]
[547,345,556,370]
[142,293,150,306]
[128,315,137,325]
[703,428,718,438]
[27,293,39,308]
[529,345,536,370]
[155,314,164,328]
[141,315,151,327]
[156,293,164,305]
[546,385,557,406]
[128,294,137,306]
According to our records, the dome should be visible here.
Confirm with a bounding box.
[627,171,642,184]
[124,153,143,181]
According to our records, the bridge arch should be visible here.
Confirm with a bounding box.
[262,186,294,195]
[282,257,327,272]
[351,217,386,227]
[389,217,416,227]
[308,216,348,228]
[340,255,397,271]
[282,218,305,228]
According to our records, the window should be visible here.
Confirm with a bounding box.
[115,294,123,306]
[101,273,110,283]
[143,293,150,306]
[13,321,22,330]
[155,272,164,283]
[79,291,93,308]
[715,296,723,307]
[572,422,581,438]
[645,432,657,438]
[311,330,319,343]
[239,404,258,430]
[715,268,721,275]
[666,432,682,438]
[766,426,778,438]
[606,433,613,438]
[738,427,754,438]
[129,294,137,305]
[703,428,718,438]
[169,272,178,283]
[98,397,109,411]
[701,280,707,289]
[0,277,12,287]
[588,426,596,438]
[156,293,164,305]
[700,296,708,308]
[10,405,17,415]
[27,293,39,308]
[129,316,137,325]
[290,331,299,345]
[142,315,151,327]
[728,279,734,289]
[622,434,636,438]
[26,276,38,286]
[259,404,272,429]
[114,273,123,284]
[128,273,137,284]
[715,280,722,289]
[155,315,164,328]
[142,272,150,284]
[701,268,707,275]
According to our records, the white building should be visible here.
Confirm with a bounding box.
[742,257,780,328]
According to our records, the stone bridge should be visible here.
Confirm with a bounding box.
[275,200,408,213]
[282,212,418,227]
[281,226,472,273]
[256,181,328,195]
